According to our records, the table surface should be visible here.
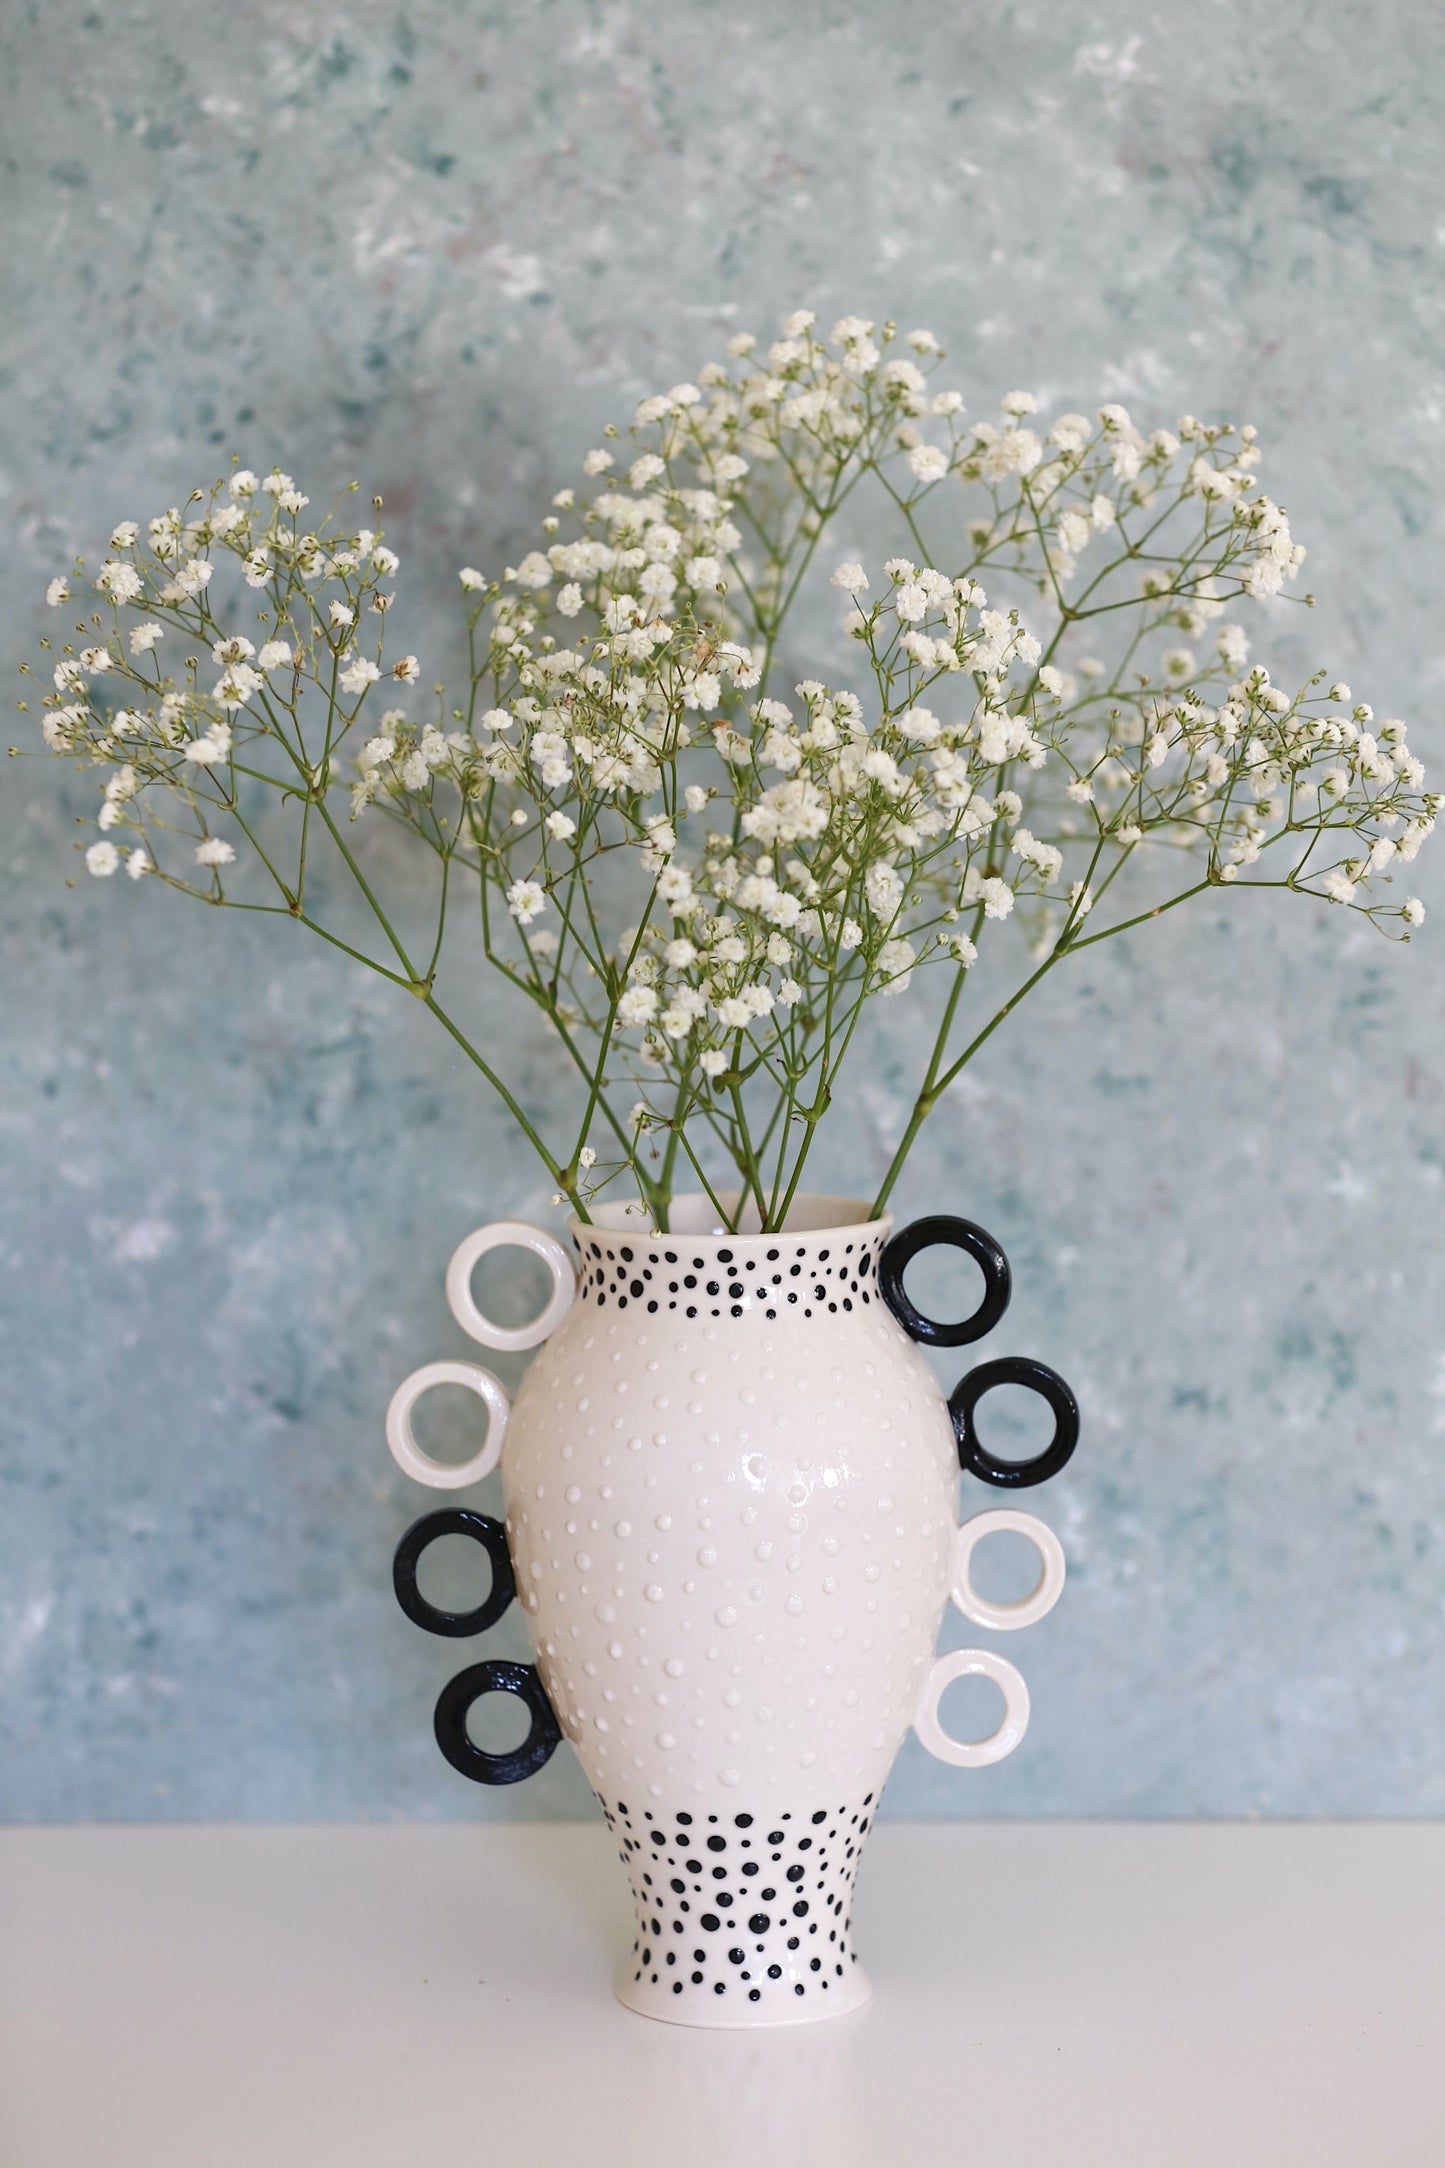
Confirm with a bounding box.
[2,1820,1442,2168]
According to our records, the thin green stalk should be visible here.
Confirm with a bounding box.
[421,992,582,1213]
[869,959,970,1217]
[870,944,1066,1220]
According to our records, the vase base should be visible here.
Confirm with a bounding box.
[615,1963,872,2029]
[600,1791,877,2030]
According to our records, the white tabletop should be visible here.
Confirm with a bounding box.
[2,1821,1442,2167]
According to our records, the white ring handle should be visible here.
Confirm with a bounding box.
[385,1360,510,1490]
[913,1648,1030,1770]
[951,1508,1066,1632]
[445,1221,576,1352]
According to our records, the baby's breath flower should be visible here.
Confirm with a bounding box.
[214,666,261,710]
[172,559,212,598]
[506,878,546,925]
[877,937,917,992]
[617,986,658,1026]
[97,560,142,602]
[906,445,949,484]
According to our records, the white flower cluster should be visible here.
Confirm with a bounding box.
[445,567,1074,1093]
[30,467,410,883]
[26,314,1435,1230]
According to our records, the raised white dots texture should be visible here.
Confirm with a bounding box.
[476,1202,1060,2027]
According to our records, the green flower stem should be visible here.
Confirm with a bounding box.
[1065,878,1211,951]
[726,1071,769,1229]
[870,946,1065,1220]
[311,795,418,982]
[421,991,580,1210]
[771,971,872,1229]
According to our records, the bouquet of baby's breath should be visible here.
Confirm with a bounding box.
[19,310,1435,1233]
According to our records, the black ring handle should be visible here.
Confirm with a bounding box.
[393,1509,516,1638]
[949,1355,1080,1489]
[879,1215,1012,1347]
[433,1660,563,1785]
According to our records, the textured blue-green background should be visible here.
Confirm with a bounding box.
[3,0,1442,1820]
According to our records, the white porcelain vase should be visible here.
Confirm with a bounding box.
[386,1193,1078,2029]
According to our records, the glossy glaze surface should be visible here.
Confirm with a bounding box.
[503,1204,957,1811]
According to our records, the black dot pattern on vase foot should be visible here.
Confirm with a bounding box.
[598,1794,875,2006]
[575,1234,884,1323]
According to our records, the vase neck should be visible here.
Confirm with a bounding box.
[571,1220,890,1326]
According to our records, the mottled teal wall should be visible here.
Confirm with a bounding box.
[3,0,1443,1820]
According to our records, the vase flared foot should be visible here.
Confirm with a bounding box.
[601,1791,874,2030]
[615,1961,871,2028]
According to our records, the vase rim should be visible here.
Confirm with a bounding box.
[574,1190,891,1244]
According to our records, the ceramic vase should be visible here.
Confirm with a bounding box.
[385,1193,1078,2029]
